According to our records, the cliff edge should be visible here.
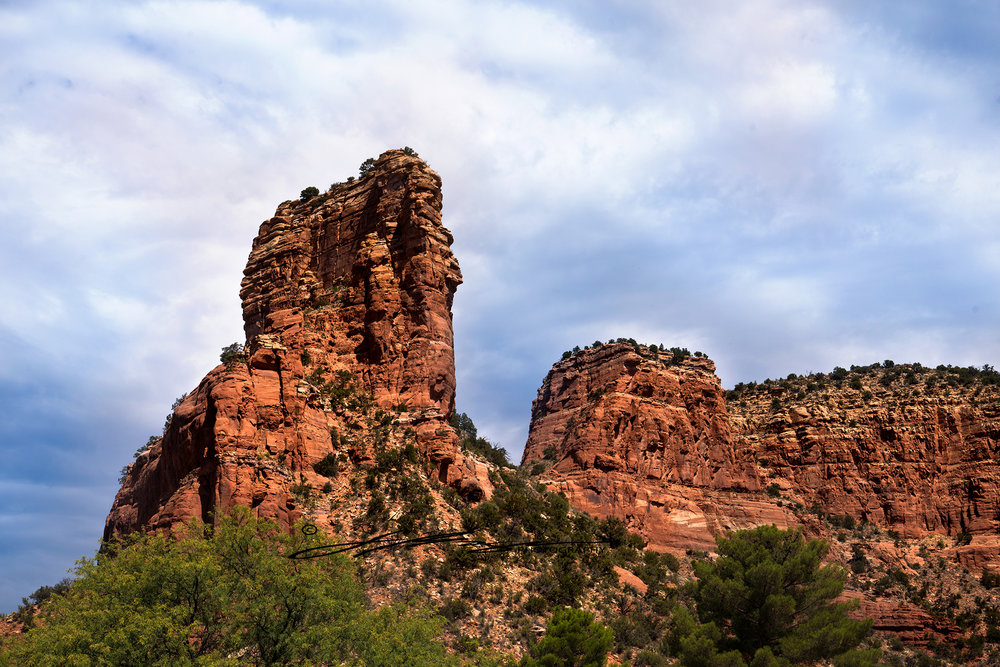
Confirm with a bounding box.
[105,149,491,540]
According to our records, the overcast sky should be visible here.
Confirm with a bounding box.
[2,0,999,611]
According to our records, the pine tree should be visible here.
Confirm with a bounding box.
[671,525,878,666]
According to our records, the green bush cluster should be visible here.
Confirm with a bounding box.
[219,342,244,369]
[313,453,340,478]
[0,508,453,665]
[451,411,513,468]
[520,607,613,667]
[8,579,73,630]
[727,359,1000,402]
[558,340,696,367]
[663,526,877,667]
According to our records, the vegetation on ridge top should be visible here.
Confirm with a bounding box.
[559,339,705,366]
[726,359,1000,409]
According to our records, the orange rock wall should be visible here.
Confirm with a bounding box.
[524,348,1000,553]
[521,344,790,553]
[733,382,1000,539]
[106,150,489,540]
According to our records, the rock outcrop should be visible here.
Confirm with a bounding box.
[731,366,1000,539]
[523,352,1000,650]
[523,350,1000,555]
[521,343,791,552]
[842,592,960,647]
[106,150,491,540]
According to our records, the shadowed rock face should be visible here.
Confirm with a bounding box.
[105,150,491,540]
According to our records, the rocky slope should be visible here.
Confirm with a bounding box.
[105,149,491,540]
[523,348,1000,657]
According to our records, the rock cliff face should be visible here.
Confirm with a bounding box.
[731,365,1000,565]
[523,351,1000,557]
[105,150,490,540]
[521,343,791,552]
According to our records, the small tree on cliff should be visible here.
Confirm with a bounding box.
[220,342,244,369]
[666,525,878,666]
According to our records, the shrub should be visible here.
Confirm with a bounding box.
[299,186,319,200]
[523,595,548,615]
[401,146,419,156]
[438,597,472,621]
[359,157,376,178]
[522,607,613,667]
[0,509,453,665]
[220,342,244,368]
[313,453,339,478]
[766,483,781,498]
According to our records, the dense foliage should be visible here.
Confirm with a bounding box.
[726,359,1000,403]
[0,508,453,666]
[559,340,703,366]
[668,525,877,666]
[219,342,244,369]
[521,607,613,667]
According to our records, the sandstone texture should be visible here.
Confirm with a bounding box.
[521,343,793,553]
[523,353,1000,650]
[524,351,1000,557]
[106,150,491,540]
[732,366,1000,539]
[842,591,959,647]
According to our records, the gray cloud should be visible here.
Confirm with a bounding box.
[1,0,999,611]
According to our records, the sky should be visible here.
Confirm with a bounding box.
[2,0,999,612]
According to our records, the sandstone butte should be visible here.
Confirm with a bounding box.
[521,343,1000,566]
[521,344,999,646]
[100,149,1000,653]
[105,149,492,541]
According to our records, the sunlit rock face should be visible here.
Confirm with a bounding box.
[732,371,1000,546]
[524,346,1000,558]
[106,150,491,541]
[522,344,783,554]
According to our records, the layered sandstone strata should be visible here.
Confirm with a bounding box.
[731,367,1000,541]
[106,150,490,540]
[521,343,788,552]
[523,349,1000,556]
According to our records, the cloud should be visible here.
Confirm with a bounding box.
[1,0,1000,611]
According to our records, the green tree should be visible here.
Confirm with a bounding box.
[359,157,376,178]
[521,607,613,667]
[672,525,877,666]
[220,342,244,368]
[299,185,319,199]
[0,508,454,666]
